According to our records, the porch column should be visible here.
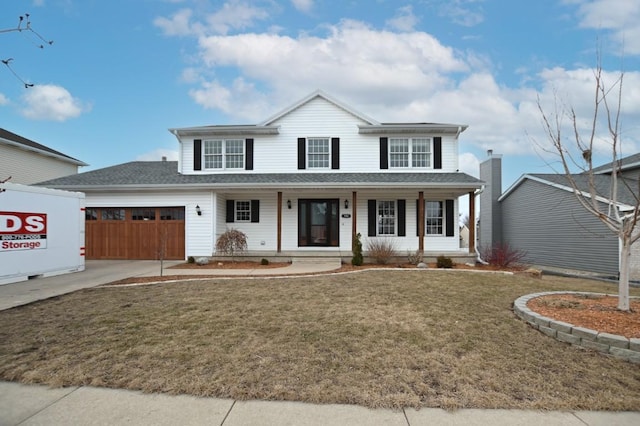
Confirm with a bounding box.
[277,191,282,253]
[468,191,475,254]
[351,191,357,251]
[418,191,424,252]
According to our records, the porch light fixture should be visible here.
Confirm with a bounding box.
[195,205,202,216]
[287,199,292,209]
[344,199,349,209]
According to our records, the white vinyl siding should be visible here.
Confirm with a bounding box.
[178,96,460,174]
[0,144,80,185]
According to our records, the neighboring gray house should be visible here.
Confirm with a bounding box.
[479,151,640,279]
[0,128,87,184]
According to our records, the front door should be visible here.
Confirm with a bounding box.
[298,199,339,246]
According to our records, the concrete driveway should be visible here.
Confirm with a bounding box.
[0,260,178,311]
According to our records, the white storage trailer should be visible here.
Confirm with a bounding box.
[0,182,85,285]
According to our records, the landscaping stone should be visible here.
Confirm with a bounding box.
[571,326,598,341]
[581,340,610,353]
[556,331,581,345]
[550,321,573,334]
[609,347,640,364]
[597,333,629,349]
[533,315,550,328]
[196,257,210,266]
[538,325,556,338]
[630,338,640,352]
[416,262,427,269]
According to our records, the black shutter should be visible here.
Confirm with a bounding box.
[194,139,202,171]
[226,200,234,223]
[397,199,406,237]
[445,199,454,236]
[245,138,254,170]
[434,137,442,169]
[379,137,388,169]
[298,138,306,169]
[368,200,377,237]
[331,137,340,170]
[251,200,260,223]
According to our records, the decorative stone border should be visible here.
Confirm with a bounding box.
[514,291,640,364]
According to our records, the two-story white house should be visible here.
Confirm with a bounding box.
[39,91,482,261]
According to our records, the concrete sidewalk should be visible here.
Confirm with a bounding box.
[2,381,639,426]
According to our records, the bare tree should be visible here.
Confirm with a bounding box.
[537,55,638,311]
[1,13,53,88]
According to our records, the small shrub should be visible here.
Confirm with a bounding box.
[215,228,248,261]
[480,243,527,269]
[261,258,269,265]
[366,238,397,265]
[187,256,195,264]
[436,255,453,269]
[352,233,364,266]
[407,250,423,265]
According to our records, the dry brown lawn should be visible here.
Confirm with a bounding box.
[1,270,639,411]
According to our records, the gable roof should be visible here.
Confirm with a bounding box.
[500,173,638,209]
[0,128,87,166]
[259,90,380,126]
[591,153,640,175]
[37,161,482,191]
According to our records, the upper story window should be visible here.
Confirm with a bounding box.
[307,138,330,168]
[389,138,431,168]
[203,139,244,170]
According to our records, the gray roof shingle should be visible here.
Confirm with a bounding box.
[529,173,639,206]
[0,128,87,166]
[37,161,483,189]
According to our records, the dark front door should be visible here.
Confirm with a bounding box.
[298,199,339,247]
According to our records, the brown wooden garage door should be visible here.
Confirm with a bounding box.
[84,207,185,260]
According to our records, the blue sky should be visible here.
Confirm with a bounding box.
[2,0,640,192]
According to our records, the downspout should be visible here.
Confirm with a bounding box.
[473,187,489,265]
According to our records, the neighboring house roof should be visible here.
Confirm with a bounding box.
[591,153,640,175]
[500,173,639,209]
[38,161,482,191]
[0,128,88,166]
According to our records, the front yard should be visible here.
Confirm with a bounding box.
[1,270,639,410]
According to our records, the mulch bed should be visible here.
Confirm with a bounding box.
[528,294,640,338]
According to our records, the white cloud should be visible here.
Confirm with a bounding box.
[0,93,8,105]
[291,0,314,13]
[459,152,480,178]
[386,5,419,32]
[154,8,197,36]
[571,0,640,54]
[136,148,179,161]
[205,1,270,35]
[192,19,468,118]
[154,1,270,36]
[20,84,89,121]
[157,9,640,161]
[438,0,485,27]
